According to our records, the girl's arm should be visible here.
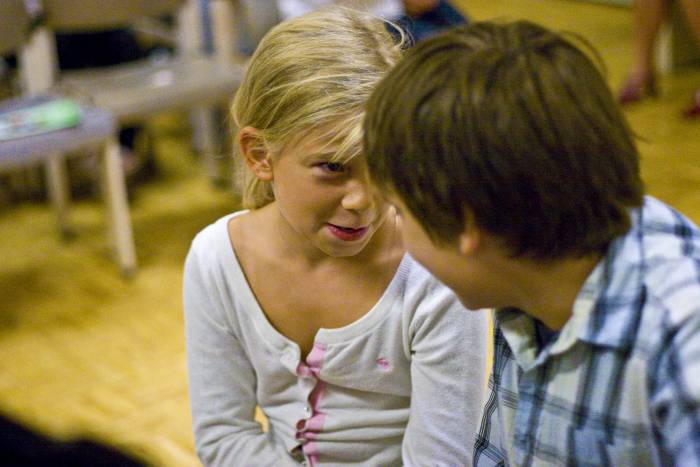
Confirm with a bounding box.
[401,274,490,466]
[184,247,299,467]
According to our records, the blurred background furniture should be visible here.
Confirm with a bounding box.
[0,2,698,466]
[0,0,136,276]
[230,0,281,54]
[21,0,246,185]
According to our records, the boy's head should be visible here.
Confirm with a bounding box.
[364,20,644,261]
[232,7,405,209]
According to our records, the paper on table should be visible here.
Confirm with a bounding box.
[0,99,82,141]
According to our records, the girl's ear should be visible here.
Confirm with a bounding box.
[238,126,273,182]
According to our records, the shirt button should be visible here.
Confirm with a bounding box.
[304,405,311,415]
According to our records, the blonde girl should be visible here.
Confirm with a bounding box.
[184,7,488,466]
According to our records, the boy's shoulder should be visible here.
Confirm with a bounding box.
[581,196,699,352]
[641,255,700,342]
[624,196,700,343]
[640,196,700,254]
[638,196,700,312]
[611,196,699,284]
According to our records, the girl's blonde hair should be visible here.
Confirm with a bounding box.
[231,7,405,209]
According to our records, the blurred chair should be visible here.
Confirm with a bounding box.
[236,0,281,54]
[0,0,137,277]
[21,0,246,184]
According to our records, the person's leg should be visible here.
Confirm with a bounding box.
[678,0,700,115]
[620,0,670,103]
[678,0,700,43]
[632,0,669,79]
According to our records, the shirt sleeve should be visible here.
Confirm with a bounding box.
[401,268,490,466]
[649,303,700,464]
[183,243,300,467]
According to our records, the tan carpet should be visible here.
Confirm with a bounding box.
[0,1,698,465]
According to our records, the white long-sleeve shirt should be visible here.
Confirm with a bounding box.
[184,211,488,466]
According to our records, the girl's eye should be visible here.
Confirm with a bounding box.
[319,162,345,173]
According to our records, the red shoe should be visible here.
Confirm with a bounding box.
[618,75,657,105]
[682,88,700,118]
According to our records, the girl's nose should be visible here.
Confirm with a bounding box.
[341,177,373,212]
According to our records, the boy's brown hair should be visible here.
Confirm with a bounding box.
[364,20,644,260]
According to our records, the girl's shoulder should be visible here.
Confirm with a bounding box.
[400,254,449,293]
[188,210,249,266]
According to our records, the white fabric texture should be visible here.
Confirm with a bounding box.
[276,0,404,21]
[184,211,489,466]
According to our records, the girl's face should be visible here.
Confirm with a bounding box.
[269,133,391,259]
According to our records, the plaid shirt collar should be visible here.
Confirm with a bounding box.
[496,207,646,371]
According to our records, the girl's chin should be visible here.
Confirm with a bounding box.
[318,235,372,257]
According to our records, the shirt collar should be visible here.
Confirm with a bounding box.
[496,206,646,370]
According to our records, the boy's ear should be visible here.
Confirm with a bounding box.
[238,126,273,182]
[458,230,479,256]
[458,209,480,256]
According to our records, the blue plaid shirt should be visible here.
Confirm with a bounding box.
[474,196,700,466]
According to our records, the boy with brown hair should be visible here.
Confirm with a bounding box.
[364,20,700,466]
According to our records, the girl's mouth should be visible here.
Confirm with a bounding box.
[327,224,369,241]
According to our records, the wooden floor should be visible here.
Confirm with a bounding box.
[0,1,698,466]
